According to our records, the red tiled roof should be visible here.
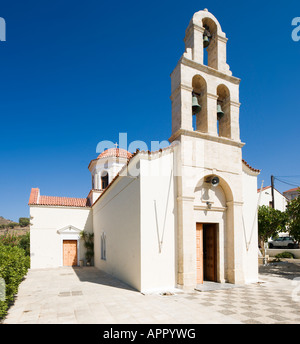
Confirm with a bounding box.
[28,188,39,204]
[97,148,132,160]
[242,159,260,173]
[283,187,299,193]
[88,148,133,169]
[39,196,90,207]
[257,186,271,193]
[28,188,90,208]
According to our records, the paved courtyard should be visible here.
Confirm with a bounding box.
[2,260,300,324]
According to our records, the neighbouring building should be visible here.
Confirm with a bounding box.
[257,185,288,212]
[29,9,260,292]
[283,187,299,201]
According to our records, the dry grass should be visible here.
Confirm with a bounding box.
[0,226,30,236]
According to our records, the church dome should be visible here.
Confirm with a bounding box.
[97,148,132,160]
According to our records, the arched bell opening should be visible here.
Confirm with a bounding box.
[101,170,109,190]
[216,84,231,138]
[192,75,207,132]
[202,18,218,69]
[194,174,233,207]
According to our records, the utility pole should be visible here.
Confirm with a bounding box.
[271,175,275,209]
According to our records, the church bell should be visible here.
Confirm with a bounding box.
[203,34,210,48]
[192,95,201,114]
[203,26,211,48]
[217,104,224,120]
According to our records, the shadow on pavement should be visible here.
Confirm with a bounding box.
[72,266,137,292]
[259,260,300,281]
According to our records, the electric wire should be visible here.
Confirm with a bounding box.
[274,177,299,188]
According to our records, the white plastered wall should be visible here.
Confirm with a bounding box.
[242,166,259,283]
[139,151,176,293]
[92,160,141,291]
[30,206,92,269]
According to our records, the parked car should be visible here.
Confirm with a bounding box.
[268,236,299,249]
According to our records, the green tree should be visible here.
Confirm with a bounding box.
[258,205,288,252]
[19,217,30,227]
[286,189,300,242]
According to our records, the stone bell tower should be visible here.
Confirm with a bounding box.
[170,9,248,289]
[170,9,241,140]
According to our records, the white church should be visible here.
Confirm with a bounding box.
[29,9,260,293]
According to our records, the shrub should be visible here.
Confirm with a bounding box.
[275,251,295,259]
[18,232,30,256]
[80,231,94,264]
[7,222,19,229]
[0,244,30,319]
[0,232,30,256]
[0,222,19,230]
[19,218,30,227]
[0,232,19,247]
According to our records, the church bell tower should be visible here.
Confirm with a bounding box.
[170,8,241,141]
[170,9,247,288]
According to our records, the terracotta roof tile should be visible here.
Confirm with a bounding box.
[283,187,299,193]
[39,196,90,207]
[28,188,40,205]
[257,186,271,193]
[97,148,132,160]
[88,148,133,170]
[242,159,260,173]
[28,188,90,208]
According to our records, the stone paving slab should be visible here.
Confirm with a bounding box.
[195,281,243,292]
[2,261,300,324]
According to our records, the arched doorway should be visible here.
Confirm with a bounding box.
[194,174,234,284]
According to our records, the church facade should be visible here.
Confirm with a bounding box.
[29,10,260,293]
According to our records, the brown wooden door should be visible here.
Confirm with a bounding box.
[63,240,77,266]
[204,224,217,282]
[196,223,203,284]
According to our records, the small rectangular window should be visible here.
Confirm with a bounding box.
[101,233,106,260]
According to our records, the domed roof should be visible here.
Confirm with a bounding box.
[97,148,132,160]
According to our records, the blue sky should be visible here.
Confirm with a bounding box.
[0,0,299,221]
